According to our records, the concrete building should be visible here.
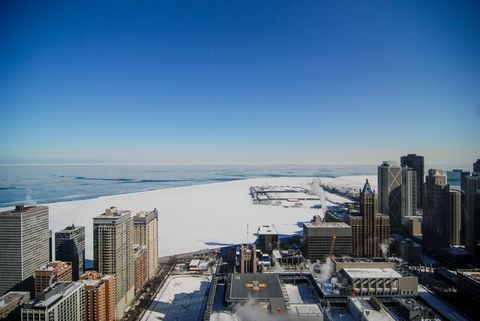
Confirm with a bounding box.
[303,219,352,260]
[34,262,72,296]
[21,282,85,321]
[400,154,424,209]
[133,209,158,281]
[378,161,403,230]
[403,216,422,238]
[93,207,134,320]
[423,169,450,252]
[332,258,394,273]
[401,166,417,219]
[450,189,462,246]
[256,224,279,253]
[80,271,116,321]
[55,225,85,281]
[0,291,30,321]
[340,268,418,296]
[0,205,50,296]
[133,245,148,293]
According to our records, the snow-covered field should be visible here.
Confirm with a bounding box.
[1,176,370,259]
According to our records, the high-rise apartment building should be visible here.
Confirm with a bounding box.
[133,209,158,281]
[0,205,50,295]
[378,161,403,230]
[80,271,116,321]
[21,282,85,321]
[34,261,72,296]
[450,190,462,246]
[423,169,450,252]
[401,166,417,219]
[400,154,424,209]
[133,245,147,293]
[93,207,134,320]
[303,219,352,260]
[55,225,85,280]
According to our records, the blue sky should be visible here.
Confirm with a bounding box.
[0,0,479,164]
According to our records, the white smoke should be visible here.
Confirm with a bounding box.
[311,178,327,219]
[380,240,390,257]
[25,188,37,205]
[317,257,334,283]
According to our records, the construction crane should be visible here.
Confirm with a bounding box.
[328,234,336,258]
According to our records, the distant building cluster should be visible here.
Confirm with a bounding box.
[0,205,158,321]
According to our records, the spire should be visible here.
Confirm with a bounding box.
[362,179,373,194]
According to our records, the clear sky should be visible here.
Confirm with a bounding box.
[0,0,479,165]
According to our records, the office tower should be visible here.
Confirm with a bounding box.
[93,207,134,320]
[34,261,72,296]
[0,291,30,321]
[378,161,403,230]
[450,190,462,246]
[400,154,424,209]
[474,159,480,174]
[303,219,352,260]
[133,209,158,281]
[423,169,450,252]
[464,175,480,265]
[401,166,417,219]
[0,205,50,295]
[256,225,279,253]
[80,272,116,321]
[21,282,85,321]
[133,245,147,293]
[55,225,85,281]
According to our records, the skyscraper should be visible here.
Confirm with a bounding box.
[80,271,116,321]
[401,166,418,219]
[449,190,462,246]
[21,282,85,321]
[133,209,158,281]
[473,159,480,174]
[423,169,450,252]
[378,161,403,230]
[93,207,134,320]
[55,224,85,280]
[400,154,424,209]
[464,175,480,264]
[0,205,50,295]
[355,180,390,257]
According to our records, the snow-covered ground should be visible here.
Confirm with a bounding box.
[1,176,364,259]
[141,275,211,321]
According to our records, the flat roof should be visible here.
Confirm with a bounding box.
[350,298,396,321]
[227,273,284,301]
[257,224,278,235]
[344,268,402,279]
[304,221,350,229]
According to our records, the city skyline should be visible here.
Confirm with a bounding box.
[1,1,479,164]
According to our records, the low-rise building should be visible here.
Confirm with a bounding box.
[21,282,85,321]
[340,268,418,296]
[0,291,30,321]
[456,270,480,308]
[34,261,72,296]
